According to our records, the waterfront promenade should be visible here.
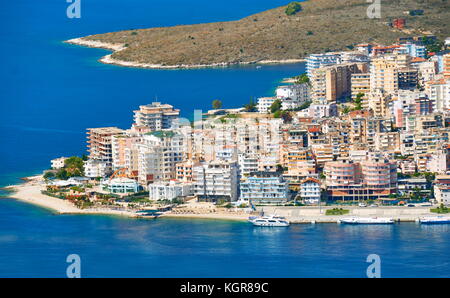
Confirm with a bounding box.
[2,176,439,224]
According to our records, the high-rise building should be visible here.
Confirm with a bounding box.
[311,63,368,103]
[87,127,125,174]
[306,53,341,78]
[370,56,399,94]
[133,102,180,131]
[351,72,370,108]
[193,160,239,202]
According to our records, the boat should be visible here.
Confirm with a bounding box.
[338,217,395,225]
[248,215,290,227]
[419,216,450,224]
[135,209,163,218]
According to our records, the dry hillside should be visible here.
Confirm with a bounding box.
[77,0,450,67]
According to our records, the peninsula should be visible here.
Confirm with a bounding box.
[66,0,449,69]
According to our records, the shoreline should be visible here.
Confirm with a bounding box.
[1,176,442,224]
[65,37,305,70]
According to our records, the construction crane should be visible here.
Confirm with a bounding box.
[109,168,129,181]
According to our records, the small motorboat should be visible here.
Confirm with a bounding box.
[419,216,450,224]
[338,217,395,225]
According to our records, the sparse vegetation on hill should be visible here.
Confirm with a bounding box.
[285,2,303,16]
[77,0,450,67]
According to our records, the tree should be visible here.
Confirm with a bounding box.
[285,2,302,16]
[64,156,85,176]
[270,99,282,114]
[341,105,351,114]
[243,98,257,112]
[212,99,222,110]
[43,172,55,180]
[295,73,310,85]
[56,169,69,180]
[353,93,364,111]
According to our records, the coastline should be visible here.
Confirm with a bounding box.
[2,176,138,218]
[2,176,441,224]
[65,37,305,70]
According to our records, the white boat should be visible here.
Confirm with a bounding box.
[419,216,450,224]
[338,217,395,225]
[249,215,290,227]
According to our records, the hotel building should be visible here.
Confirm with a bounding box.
[240,171,289,205]
[193,160,239,202]
[133,102,180,131]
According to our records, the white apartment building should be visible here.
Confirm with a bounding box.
[51,157,67,170]
[84,159,110,178]
[137,131,185,185]
[148,181,193,201]
[193,160,239,202]
[426,79,450,112]
[238,153,259,176]
[276,84,310,110]
[299,177,321,205]
[257,97,277,113]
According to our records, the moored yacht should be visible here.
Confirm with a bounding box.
[338,217,395,225]
[419,216,450,224]
[249,215,290,227]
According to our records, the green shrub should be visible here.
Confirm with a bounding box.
[326,208,350,216]
[285,2,303,16]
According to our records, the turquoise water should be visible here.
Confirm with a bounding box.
[1,0,449,278]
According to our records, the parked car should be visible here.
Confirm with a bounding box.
[358,203,367,208]
[369,204,379,208]
[407,204,416,207]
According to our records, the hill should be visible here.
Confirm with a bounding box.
[67,0,450,68]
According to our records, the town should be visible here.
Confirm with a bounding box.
[40,35,450,221]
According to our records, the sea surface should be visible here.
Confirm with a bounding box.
[0,0,449,278]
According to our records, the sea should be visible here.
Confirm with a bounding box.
[0,0,449,277]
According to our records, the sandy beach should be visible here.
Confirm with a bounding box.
[2,176,138,218]
[65,37,305,70]
[2,176,440,223]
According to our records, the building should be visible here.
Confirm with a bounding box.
[398,68,418,90]
[306,53,341,78]
[240,171,289,205]
[137,131,184,185]
[106,178,140,194]
[434,185,450,205]
[176,160,194,182]
[392,18,406,30]
[276,84,310,110]
[299,177,321,205]
[193,160,239,202]
[87,127,125,174]
[148,181,192,201]
[444,53,450,80]
[398,43,427,59]
[51,157,67,170]
[311,63,367,103]
[370,56,399,95]
[426,78,450,112]
[257,97,277,113]
[324,156,397,201]
[238,153,260,176]
[133,102,180,131]
[351,73,370,108]
[397,178,430,197]
[84,159,110,178]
